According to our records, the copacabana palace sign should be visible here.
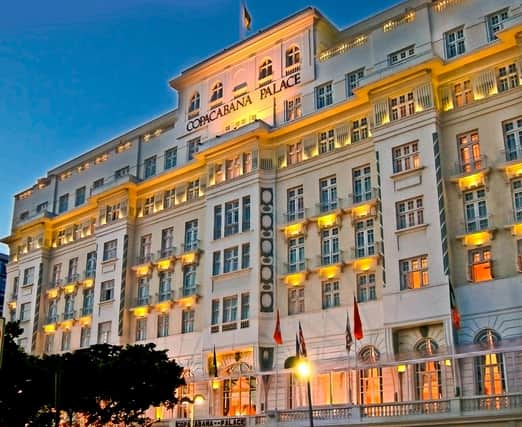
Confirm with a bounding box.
[186,73,301,131]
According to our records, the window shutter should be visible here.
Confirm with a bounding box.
[413,83,433,112]
[439,85,453,111]
[335,123,350,146]
[472,68,496,100]
[373,99,389,127]
[303,134,317,158]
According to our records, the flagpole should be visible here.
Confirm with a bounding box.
[274,343,279,411]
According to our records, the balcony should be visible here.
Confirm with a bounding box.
[315,199,343,217]
[314,252,345,280]
[347,188,379,219]
[130,295,152,317]
[179,240,202,265]
[284,63,301,76]
[176,284,201,308]
[60,311,76,322]
[498,147,522,180]
[155,248,176,271]
[132,253,155,276]
[280,260,310,286]
[80,306,93,317]
[81,270,96,288]
[347,242,382,272]
[454,155,488,176]
[281,209,308,226]
[457,217,496,246]
[90,173,139,197]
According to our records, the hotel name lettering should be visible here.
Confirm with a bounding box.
[186,73,301,131]
[175,418,246,427]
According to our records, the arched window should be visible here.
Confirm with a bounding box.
[188,92,200,116]
[474,329,505,396]
[414,337,441,401]
[285,45,301,74]
[358,345,382,405]
[258,59,273,82]
[210,82,223,104]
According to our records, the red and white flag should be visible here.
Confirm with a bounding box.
[353,296,364,340]
[273,309,283,345]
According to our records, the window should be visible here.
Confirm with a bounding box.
[388,46,415,65]
[212,251,221,276]
[184,220,198,251]
[188,92,200,117]
[321,227,340,265]
[104,201,125,224]
[51,263,62,286]
[93,178,104,189]
[47,300,58,323]
[139,234,152,263]
[242,196,251,231]
[319,176,337,212]
[464,188,488,232]
[319,129,335,154]
[182,265,196,296]
[351,117,368,143]
[100,280,114,302]
[415,360,441,401]
[36,201,49,213]
[98,321,111,344]
[187,137,200,161]
[223,296,238,323]
[353,166,372,203]
[397,197,424,229]
[224,200,239,236]
[288,286,305,315]
[390,92,414,121]
[469,247,492,282]
[355,219,375,258]
[346,69,364,98]
[20,302,31,321]
[165,147,178,170]
[159,227,173,258]
[182,310,195,333]
[75,186,86,206]
[144,156,156,178]
[241,293,250,320]
[82,288,94,316]
[357,273,376,302]
[393,141,419,174]
[64,295,75,319]
[322,280,340,309]
[258,59,273,83]
[224,247,239,273]
[503,117,522,161]
[285,96,302,122]
[143,196,154,216]
[243,152,253,174]
[454,80,472,107]
[285,46,300,72]
[137,277,150,306]
[445,27,465,58]
[20,210,29,220]
[213,206,222,240]
[241,243,250,269]
[474,329,505,395]
[61,330,71,351]
[487,9,508,41]
[45,334,54,354]
[136,318,147,341]
[157,313,169,338]
[497,63,519,92]
[103,239,117,261]
[315,83,333,109]
[187,179,200,201]
[517,240,522,272]
[80,326,91,348]
[86,251,97,278]
[23,267,35,286]
[67,257,79,282]
[288,236,305,273]
[115,166,130,179]
[210,82,223,104]
[400,256,429,290]
[211,299,220,325]
[513,179,522,222]
[287,142,303,165]
[458,131,482,173]
[58,194,69,213]
[158,272,172,301]
[287,186,304,221]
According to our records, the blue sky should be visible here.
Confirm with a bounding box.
[0,0,399,252]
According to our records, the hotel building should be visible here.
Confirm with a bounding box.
[3,0,522,425]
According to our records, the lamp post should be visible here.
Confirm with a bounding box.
[180,394,205,427]
[285,356,314,427]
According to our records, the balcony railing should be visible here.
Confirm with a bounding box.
[281,260,310,275]
[317,251,345,267]
[80,306,93,316]
[284,63,301,76]
[455,155,488,175]
[132,296,151,307]
[361,399,450,418]
[315,199,343,215]
[135,253,155,265]
[462,215,491,234]
[501,147,522,163]
[64,273,80,284]
[60,311,76,321]
[181,240,201,253]
[281,209,308,225]
[157,247,176,259]
[348,188,379,207]
[155,291,174,303]
[350,242,382,260]
[461,393,522,412]
[177,284,201,299]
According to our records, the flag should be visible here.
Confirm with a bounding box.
[242,2,252,31]
[273,309,283,345]
[298,321,307,357]
[450,285,461,330]
[353,296,363,340]
[345,312,353,353]
[212,345,218,377]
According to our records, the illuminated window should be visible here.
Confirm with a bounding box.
[285,45,300,74]
[359,346,382,405]
[288,236,305,273]
[226,156,241,180]
[388,46,415,65]
[357,273,376,302]
[319,129,335,154]
[322,280,340,309]
[143,196,154,216]
[136,318,147,341]
[464,188,488,232]
[188,91,200,117]
[285,95,302,122]
[157,313,169,338]
[454,80,472,107]
[458,131,482,173]
[487,9,509,41]
[351,117,368,143]
[352,165,372,203]
[258,58,273,83]
[287,142,303,165]
[319,176,337,212]
[346,68,364,98]
[210,82,223,104]
[181,309,195,333]
[321,227,340,265]
[444,27,465,59]
[390,92,414,121]
[415,360,441,400]
[468,247,492,282]
[315,82,333,109]
[503,117,522,161]
[474,329,505,395]
[399,255,428,290]
[396,196,424,229]
[355,219,375,258]
[497,63,519,92]
[288,286,305,315]
[222,374,257,416]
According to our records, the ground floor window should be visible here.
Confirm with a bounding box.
[223,376,256,416]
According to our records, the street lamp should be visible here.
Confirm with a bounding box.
[180,394,205,427]
[285,356,314,427]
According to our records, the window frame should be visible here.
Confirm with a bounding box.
[445,27,466,59]
[315,82,333,110]
[399,255,429,290]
